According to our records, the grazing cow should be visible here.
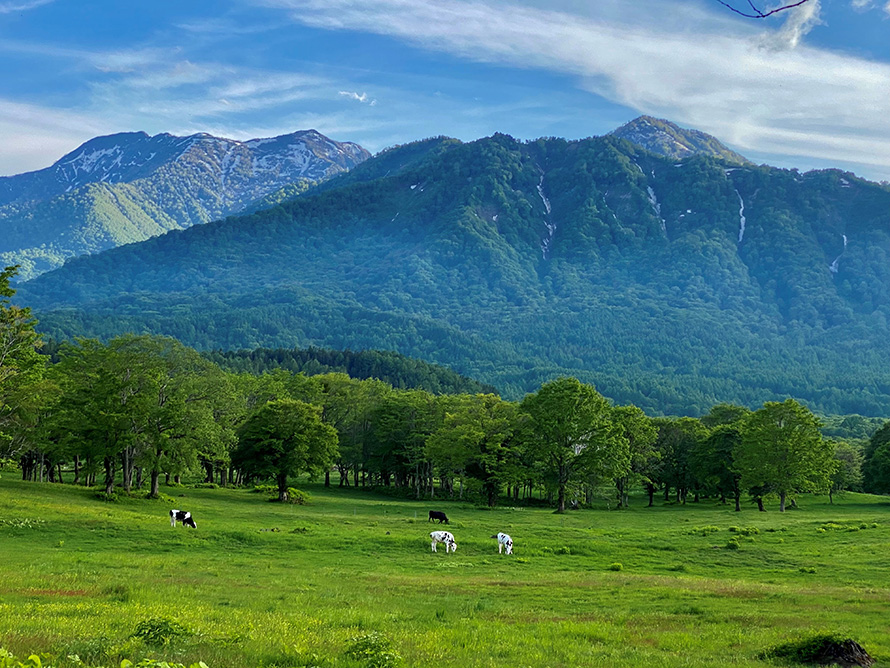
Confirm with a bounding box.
[170,509,197,529]
[428,510,449,524]
[491,532,513,554]
[430,530,457,553]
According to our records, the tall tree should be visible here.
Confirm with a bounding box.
[692,404,751,511]
[735,399,836,511]
[0,265,44,457]
[233,398,338,501]
[428,393,522,507]
[653,417,709,504]
[521,377,625,513]
[611,405,657,509]
[863,422,890,494]
[828,440,864,503]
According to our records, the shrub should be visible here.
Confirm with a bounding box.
[764,633,870,664]
[687,526,720,536]
[344,632,401,668]
[130,618,192,646]
[608,563,623,571]
[726,538,741,550]
[283,488,311,505]
[555,546,571,555]
[192,482,219,489]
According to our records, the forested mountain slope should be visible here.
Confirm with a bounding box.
[0,130,369,278]
[16,131,890,416]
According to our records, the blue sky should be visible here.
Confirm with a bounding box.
[1,0,889,181]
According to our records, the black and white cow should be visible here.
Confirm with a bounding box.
[430,530,457,553]
[491,532,513,554]
[170,509,197,529]
[428,510,449,524]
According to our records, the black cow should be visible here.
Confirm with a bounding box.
[170,509,197,528]
[428,510,449,524]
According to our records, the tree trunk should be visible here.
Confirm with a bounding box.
[756,497,765,512]
[73,455,80,485]
[220,467,228,488]
[150,470,160,498]
[829,488,834,504]
[779,491,786,512]
[646,483,655,507]
[104,457,115,495]
[734,490,741,512]
[122,447,132,492]
[277,473,289,502]
[324,470,330,487]
[135,467,143,489]
[557,483,566,513]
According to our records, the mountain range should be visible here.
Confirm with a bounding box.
[0,129,370,279]
[14,118,890,416]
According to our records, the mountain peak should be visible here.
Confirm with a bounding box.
[0,128,371,278]
[609,116,750,165]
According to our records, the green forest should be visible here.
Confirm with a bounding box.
[5,267,889,513]
[15,132,890,416]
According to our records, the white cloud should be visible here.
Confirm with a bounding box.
[0,0,53,14]
[251,0,890,180]
[761,0,822,50]
[339,90,377,105]
[0,99,106,175]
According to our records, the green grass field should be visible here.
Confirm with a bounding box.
[0,476,888,667]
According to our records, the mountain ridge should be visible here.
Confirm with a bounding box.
[15,128,890,416]
[0,129,370,279]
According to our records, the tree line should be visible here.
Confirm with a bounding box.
[2,266,887,510]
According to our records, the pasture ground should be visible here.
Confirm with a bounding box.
[0,476,888,667]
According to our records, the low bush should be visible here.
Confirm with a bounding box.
[344,632,401,668]
[130,618,192,646]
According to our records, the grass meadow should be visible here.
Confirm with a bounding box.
[0,475,888,667]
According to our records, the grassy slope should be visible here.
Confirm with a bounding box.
[0,476,888,667]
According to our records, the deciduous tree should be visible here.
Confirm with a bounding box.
[234,398,338,501]
[735,399,835,511]
[521,377,625,513]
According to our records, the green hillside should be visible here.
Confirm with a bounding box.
[16,132,890,415]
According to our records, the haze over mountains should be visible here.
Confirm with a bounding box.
[0,129,370,279]
[13,117,890,416]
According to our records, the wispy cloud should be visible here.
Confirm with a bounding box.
[0,0,53,14]
[339,90,377,105]
[0,99,106,175]
[251,0,890,180]
[762,0,822,50]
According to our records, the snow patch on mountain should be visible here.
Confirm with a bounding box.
[829,234,848,274]
[735,190,746,243]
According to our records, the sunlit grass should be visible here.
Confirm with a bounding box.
[1,476,888,667]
